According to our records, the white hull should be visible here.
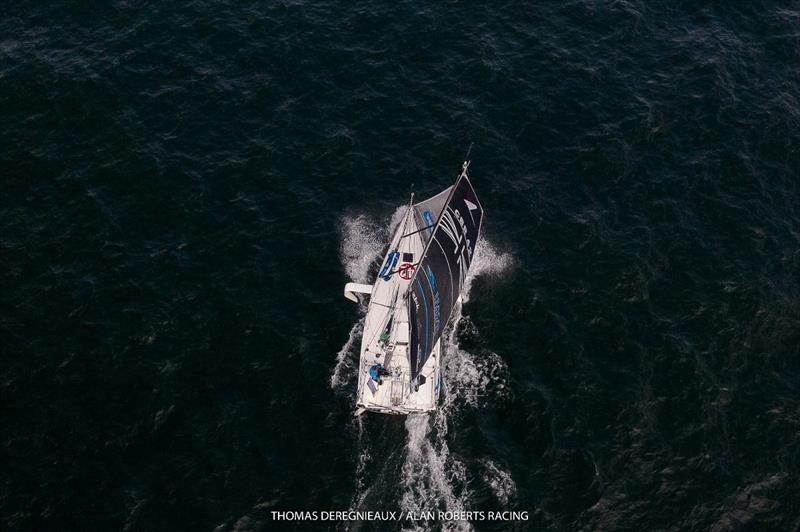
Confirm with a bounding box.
[344,205,442,415]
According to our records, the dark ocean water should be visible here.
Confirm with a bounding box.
[2,1,800,531]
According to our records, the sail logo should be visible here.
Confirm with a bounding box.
[425,265,441,335]
[464,198,479,225]
[425,264,437,291]
[378,251,399,281]
[423,210,435,233]
[440,207,474,288]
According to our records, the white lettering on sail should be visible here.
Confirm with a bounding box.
[464,198,478,224]
[439,206,462,247]
[439,206,474,290]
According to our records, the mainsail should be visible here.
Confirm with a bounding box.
[407,165,483,380]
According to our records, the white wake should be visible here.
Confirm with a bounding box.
[396,240,514,531]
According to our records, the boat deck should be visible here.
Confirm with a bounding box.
[356,311,440,414]
[353,203,441,414]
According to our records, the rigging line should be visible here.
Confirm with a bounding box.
[385,258,424,276]
[361,305,392,357]
[360,308,396,371]
[384,252,431,276]
[402,197,414,235]
[464,141,474,163]
[383,202,423,275]
[401,223,436,238]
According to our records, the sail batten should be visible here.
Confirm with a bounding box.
[407,168,483,380]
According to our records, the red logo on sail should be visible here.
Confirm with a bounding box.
[398,263,415,281]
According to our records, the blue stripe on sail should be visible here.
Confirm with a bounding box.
[425,265,439,335]
[423,210,435,233]
[416,277,429,374]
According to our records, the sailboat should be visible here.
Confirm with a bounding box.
[344,158,484,415]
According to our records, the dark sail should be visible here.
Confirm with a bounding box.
[408,169,483,380]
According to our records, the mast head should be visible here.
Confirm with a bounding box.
[462,142,473,176]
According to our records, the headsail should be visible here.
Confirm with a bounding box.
[407,164,483,380]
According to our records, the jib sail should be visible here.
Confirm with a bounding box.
[407,164,483,381]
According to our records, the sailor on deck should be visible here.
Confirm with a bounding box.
[369,363,386,385]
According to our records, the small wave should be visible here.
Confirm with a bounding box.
[441,335,510,408]
[441,239,514,408]
[462,238,514,300]
[339,213,383,284]
[480,459,517,506]
[338,206,406,283]
[349,415,373,513]
[330,318,363,391]
[400,414,471,532]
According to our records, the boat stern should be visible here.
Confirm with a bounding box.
[356,339,441,415]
